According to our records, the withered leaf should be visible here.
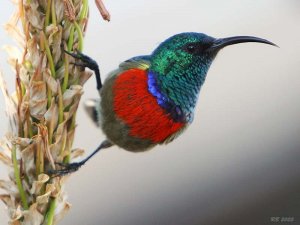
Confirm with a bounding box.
[54,202,71,224]
[43,69,58,94]
[29,81,47,119]
[30,174,49,195]
[62,85,83,108]
[25,0,44,30]
[23,203,44,225]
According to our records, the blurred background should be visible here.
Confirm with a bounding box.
[0,0,299,224]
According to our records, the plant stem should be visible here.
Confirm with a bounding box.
[74,22,84,51]
[64,112,77,164]
[45,197,56,225]
[79,0,88,22]
[62,49,70,93]
[26,112,33,138]
[41,32,56,78]
[51,0,57,26]
[36,139,44,175]
[58,86,64,124]
[45,0,51,27]
[67,25,75,51]
[12,145,29,210]
[47,84,52,108]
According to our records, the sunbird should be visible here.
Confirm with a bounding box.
[53,32,276,175]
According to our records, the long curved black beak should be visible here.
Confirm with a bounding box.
[210,36,278,51]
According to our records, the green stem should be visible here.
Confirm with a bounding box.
[12,145,29,209]
[63,153,71,164]
[63,112,76,163]
[74,21,84,51]
[67,25,75,51]
[41,32,56,78]
[79,0,88,22]
[58,86,64,124]
[63,24,75,93]
[71,112,76,130]
[45,198,56,225]
[45,0,51,27]
[62,50,69,93]
[47,85,52,108]
[48,100,54,145]
[51,0,57,26]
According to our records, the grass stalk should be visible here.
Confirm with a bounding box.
[41,32,56,78]
[12,145,29,210]
[62,48,70,93]
[0,0,111,223]
[80,0,89,22]
[67,25,75,51]
[74,21,84,51]
[51,0,57,26]
[45,0,52,27]
[45,198,56,225]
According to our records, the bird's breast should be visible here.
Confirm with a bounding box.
[112,68,185,144]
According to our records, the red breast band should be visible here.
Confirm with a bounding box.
[113,69,184,143]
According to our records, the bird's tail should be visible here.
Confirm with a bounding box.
[84,99,101,126]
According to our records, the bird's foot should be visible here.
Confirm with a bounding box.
[48,161,85,177]
[64,50,102,90]
[64,50,99,72]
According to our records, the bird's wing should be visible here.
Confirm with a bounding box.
[84,56,151,126]
[104,55,151,83]
[119,55,151,71]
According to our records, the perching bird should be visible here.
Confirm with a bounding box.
[53,32,276,175]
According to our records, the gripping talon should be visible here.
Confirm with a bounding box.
[54,162,69,168]
[64,49,102,90]
[48,141,112,177]
[64,50,83,60]
[64,50,96,68]
[71,62,89,68]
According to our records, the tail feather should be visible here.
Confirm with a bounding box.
[84,99,100,127]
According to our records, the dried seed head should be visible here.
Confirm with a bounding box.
[1,0,91,223]
[95,0,111,21]
[63,0,76,22]
[24,0,44,30]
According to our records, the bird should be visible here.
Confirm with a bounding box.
[52,32,276,175]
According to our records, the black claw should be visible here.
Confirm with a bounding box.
[54,162,70,168]
[64,50,82,59]
[64,49,102,90]
[64,50,98,70]
[64,50,102,90]
[71,62,89,68]
[48,141,113,177]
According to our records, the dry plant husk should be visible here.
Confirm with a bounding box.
[0,0,96,224]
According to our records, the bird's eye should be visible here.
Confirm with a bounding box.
[185,44,196,53]
[183,43,200,55]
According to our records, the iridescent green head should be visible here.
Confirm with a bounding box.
[148,32,276,122]
[150,33,218,77]
[150,32,276,79]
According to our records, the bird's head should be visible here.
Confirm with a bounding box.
[148,32,276,122]
[150,32,276,77]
